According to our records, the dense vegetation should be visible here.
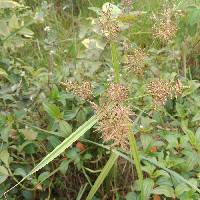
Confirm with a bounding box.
[0,0,200,199]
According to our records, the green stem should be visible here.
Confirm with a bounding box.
[128,131,144,200]
[110,41,120,83]
[182,43,187,78]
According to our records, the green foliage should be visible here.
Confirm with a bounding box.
[0,0,200,199]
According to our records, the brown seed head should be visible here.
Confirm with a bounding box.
[152,8,177,41]
[121,0,132,13]
[147,79,172,107]
[99,5,120,41]
[97,105,132,150]
[107,83,128,104]
[125,48,146,75]
[61,81,92,101]
[147,79,183,108]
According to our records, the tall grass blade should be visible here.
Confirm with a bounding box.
[110,41,120,83]
[4,115,98,195]
[86,152,119,200]
[128,131,144,200]
[82,139,200,194]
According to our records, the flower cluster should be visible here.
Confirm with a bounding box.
[125,48,147,76]
[61,80,92,101]
[147,79,183,108]
[121,0,132,13]
[94,84,131,150]
[152,8,177,41]
[99,5,120,41]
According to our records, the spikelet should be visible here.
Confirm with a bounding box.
[107,83,129,103]
[125,48,146,75]
[99,4,120,41]
[152,8,177,41]
[147,79,183,109]
[147,79,172,107]
[61,81,92,101]
[121,0,132,13]
[94,84,131,150]
[97,104,131,150]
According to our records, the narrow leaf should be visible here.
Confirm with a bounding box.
[86,152,119,200]
[4,115,98,195]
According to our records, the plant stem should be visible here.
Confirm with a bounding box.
[110,41,120,83]
[182,42,187,78]
[128,131,144,200]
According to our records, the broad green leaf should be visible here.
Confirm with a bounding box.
[192,113,200,122]
[0,150,9,167]
[38,172,50,183]
[86,152,118,200]
[59,160,69,175]
[4,115,98,194]
[126,192,138,200]
[0,20,10,36]
[0,68,8,77]
[0,166,9,184]
[152,185,175,198]
[175,183,190,196]
[143,178,154,200]
[181,121,197,146]
[59,120,72,137]
[8,15,19,30]
[14,168,27,177]
[43,103,63,119]
[0,1,21,9]
[188,8,200,25]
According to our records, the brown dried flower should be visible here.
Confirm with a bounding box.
[125,48,146,75]
[92,84,131,149]
[99,5,120,41]
[147,79,183,108]
[61,81,92,100]
[147,79,172,107]
[152,8,177,41]
[97,104,132,150]
[107,83,129,104]
[121,0,132,13]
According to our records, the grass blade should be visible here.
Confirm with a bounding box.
[110,41,120,83]
[82,139,200,194]
[4,115,98,195]
[86,152,119,200]
[128,131,144,200]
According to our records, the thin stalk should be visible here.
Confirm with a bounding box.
[128,131,144,200]
[182,42,187,78]
[110,41,120,83]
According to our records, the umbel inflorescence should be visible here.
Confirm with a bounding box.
[147,79,183,108]
[125,48,147,76]
[61,80,92,101]
[121,0,132,13]
[99,4,120,41]
[94,84,132,150]
[152,8,177,41]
